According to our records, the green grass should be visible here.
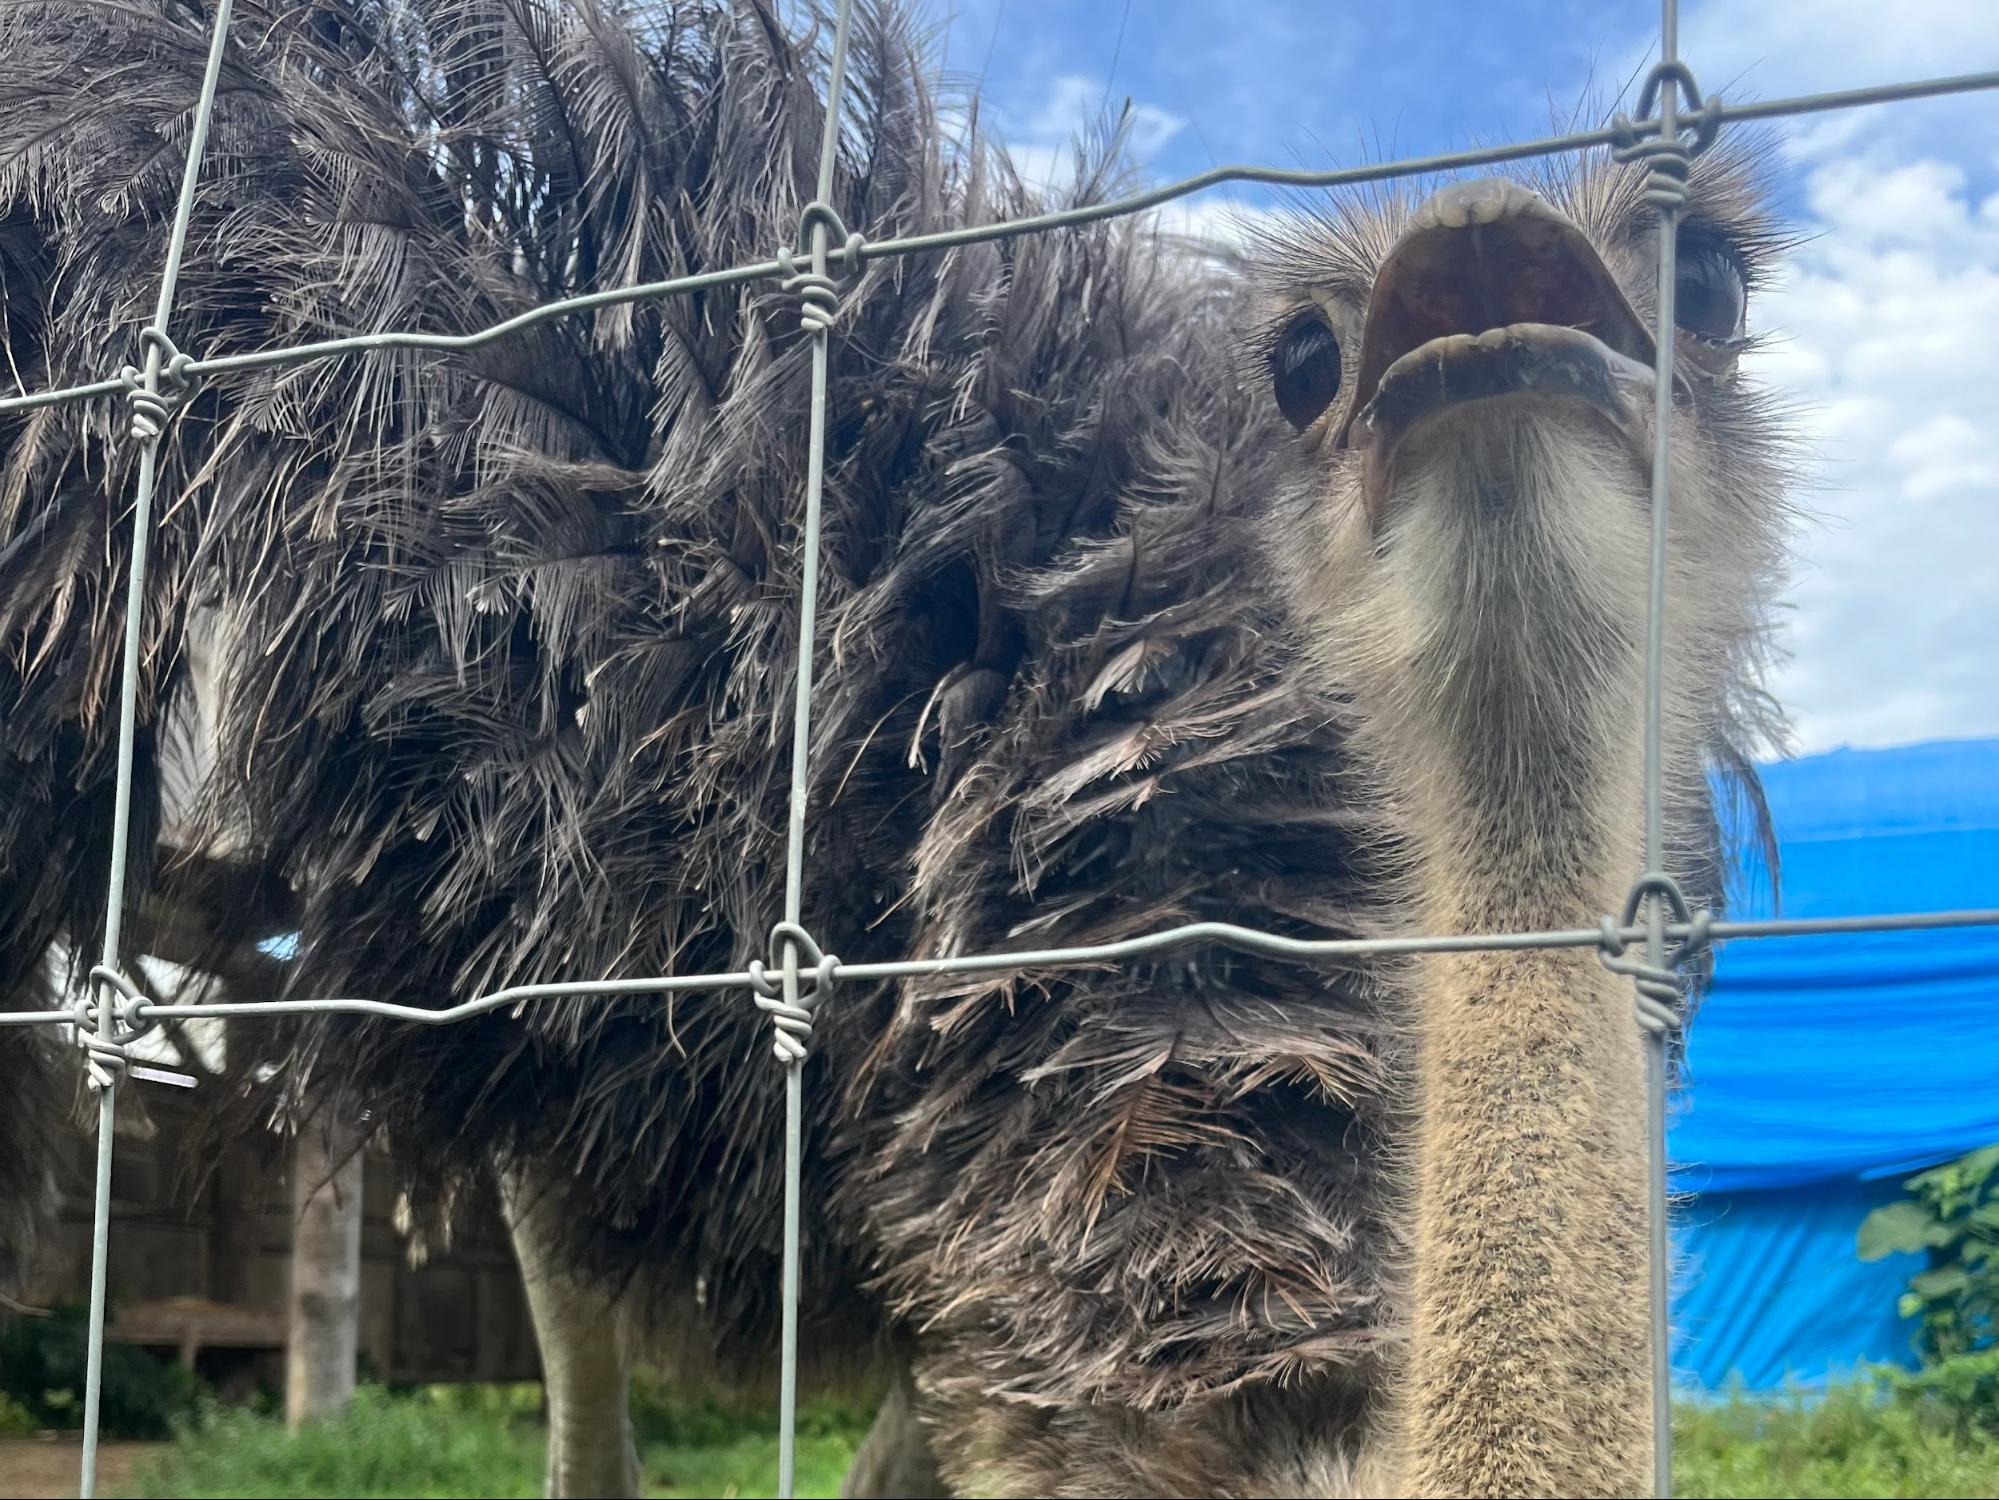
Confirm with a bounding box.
[1676,1380,1999,1499]
[630,1386,869,1498]
[121,1382,867,1500]
[641,1425,857,1499]
[124,1388,544,1499]
[118,1374,1999,1499]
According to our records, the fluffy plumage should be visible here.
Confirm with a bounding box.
[0,0,1397,1406]
[0,0,233,1287]
[0,2,1795,1491]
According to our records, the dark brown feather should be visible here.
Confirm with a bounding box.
[0,6,1787,1479]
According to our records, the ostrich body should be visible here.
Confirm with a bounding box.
[1,0,206,1294]
[0,3,1792,1496]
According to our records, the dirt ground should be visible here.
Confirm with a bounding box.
[0,1439,162,1499]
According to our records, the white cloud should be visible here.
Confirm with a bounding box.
[1003,142,1070,195]
[997,71,1187,196]
[1748,154,1999,752]
[1145,192,1283,255]
[1597,0,1999,753]
[1023,74,1185,161]
[1675,0,1999,102]
[1887,414,1997,502]
[1801,157,1985,249]
[989,70,1283,259]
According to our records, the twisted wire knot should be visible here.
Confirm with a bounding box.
[777,248,841,336]
[73,964,155,1092]
[747,921,839,1065]
[775,200,866,337]
[1610,61,1722,213]
[1598,872,1715,1037]
[116,328,197,442]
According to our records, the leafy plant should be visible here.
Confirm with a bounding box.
[121,1382,867,1499]
[0,1302,208,1439]
[100,1372,1999,1500]
[1881,1348,1999,1440]
[1859,1143,1999,1437]
[408,1379,544,1425]
[1859,1144,1999,1362]
[0,1390,39,1436]
[127,1387,543,1499]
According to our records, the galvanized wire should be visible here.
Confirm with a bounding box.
[59,3,237,1494]
[766,0,861,1489]
[4,905,1996,1032]
[4,1,1995,1497]
[6,74,1997,423]
[1634,6,1695,1488]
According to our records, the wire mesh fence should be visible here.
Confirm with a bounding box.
[0,0,1994,1495]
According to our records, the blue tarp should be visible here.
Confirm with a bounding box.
[1668,736,1999,1390]
[1673,1176,1926,1392]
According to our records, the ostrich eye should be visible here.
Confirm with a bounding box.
[1271,315,1343,430]
[1673,237,1747,341]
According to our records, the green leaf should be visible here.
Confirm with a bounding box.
[1909,1143,1999,1215]
[1858,1199,1949,1259]
[1958,1142,1999,1186]
[1908,1265,1973,1300]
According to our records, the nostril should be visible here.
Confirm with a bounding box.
[1413,177,1546,233]
[1379,216,1606,356]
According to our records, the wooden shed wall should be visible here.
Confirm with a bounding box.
[18,1089,538,1386]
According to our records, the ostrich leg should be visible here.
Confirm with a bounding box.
[500,1169,643,1500]
[839,1357,945,1499]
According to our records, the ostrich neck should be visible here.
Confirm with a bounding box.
[1396,743,1654,1497]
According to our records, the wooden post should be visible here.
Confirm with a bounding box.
[285,1112,363,1429]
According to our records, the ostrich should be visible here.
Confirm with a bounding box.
[0,2,1794,1496]
[2,24,217,1293]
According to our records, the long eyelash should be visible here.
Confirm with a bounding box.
[1689,330,1753,354]
[1275,317,1338,372]
[1678,220,1754,288]
[1677,210,1806,298]
[1251,304,1319,367]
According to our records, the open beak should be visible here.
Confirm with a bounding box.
[1332,178,1690,513]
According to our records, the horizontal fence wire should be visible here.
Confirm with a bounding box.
[2,74,1995,422]
[6,0,1996,1496]
[4,906,1999,1030]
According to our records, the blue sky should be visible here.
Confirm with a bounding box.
[937,0,1675,187]
[912,0,1999,756]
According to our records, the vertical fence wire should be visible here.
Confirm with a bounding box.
[0,4,1990,1499]
[1640,2,1687,1491]
[73,4,235,1494]
[771,2,859,1494]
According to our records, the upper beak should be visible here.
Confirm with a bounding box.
[1332,177,1689,452]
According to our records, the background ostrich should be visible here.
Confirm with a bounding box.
[0,2,229,1294]
[0,1,1797,1496]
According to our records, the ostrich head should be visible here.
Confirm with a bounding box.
[1240,145,1795,1496]
[1250,147,1791,923]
